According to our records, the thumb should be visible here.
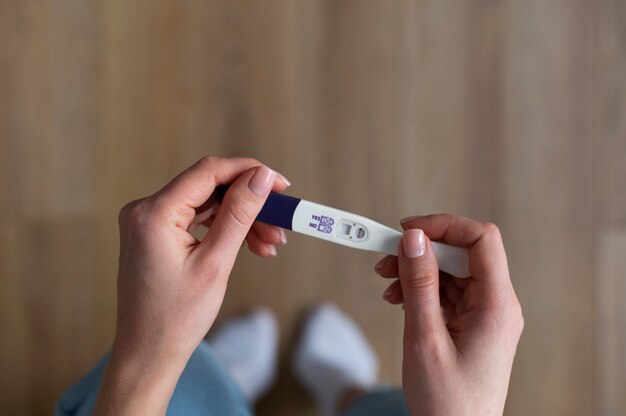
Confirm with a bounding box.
[200,165,276,261]
[398,229,447,340]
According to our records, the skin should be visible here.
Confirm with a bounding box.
[95,156,523,415]
[375,215,524,416]
[94,156,289,415]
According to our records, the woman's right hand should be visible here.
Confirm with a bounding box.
[375,215,524,416]
[95,157,288,416]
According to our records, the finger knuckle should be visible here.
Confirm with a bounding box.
[401,276,440,308]
[242,156,261,166]
[148,197,173,220]
[126,200,149,226]
[197,155,218,168]
[403,266,440,290]
[225,201,255,228]
[118,203,132,222]
[118,199,143,224]
[483,222,502,240]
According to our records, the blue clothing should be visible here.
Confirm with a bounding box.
[56,342,408,416]
[343,387,409,416]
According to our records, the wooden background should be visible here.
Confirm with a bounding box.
[1,1,625,415]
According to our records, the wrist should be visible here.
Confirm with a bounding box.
[94,338,191,415]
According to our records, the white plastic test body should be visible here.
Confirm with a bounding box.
[293,200,471,278]
[215,186,471,278]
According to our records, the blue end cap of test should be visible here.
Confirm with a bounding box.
[215,185,301,231]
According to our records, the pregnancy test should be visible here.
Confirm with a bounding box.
[215,186,471,278]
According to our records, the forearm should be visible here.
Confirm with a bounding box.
[94,341,189,415]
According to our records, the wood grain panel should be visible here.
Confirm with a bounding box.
[594,3,626,415]
[595,0,626,226]
[0,0,14,219]
[596,231,626,416]
[6,0,98,221]
[0,222,107,415]
[1,1,625,415]
[501,1,596,414]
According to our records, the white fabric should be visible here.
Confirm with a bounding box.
[292,304,378,416]
[208,308,278,403]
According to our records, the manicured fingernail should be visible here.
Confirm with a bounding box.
[279,229,288,244]
[403,229,426,258]
[277,172,291,187]
[268,245,277,256]
[383,284,396,299]
[374,257,389,272]
[400,215,424,225]
[249,166,276,196]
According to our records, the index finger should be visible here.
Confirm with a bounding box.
[401,214,509,288]
[150,156,288,228]
[156,156,262,209]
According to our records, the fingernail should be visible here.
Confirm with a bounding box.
[403,229,426,258]
[374,256,388,272]
[277,172,291,187]
[279,229,288,244]
[400,215,424,225]
[249,166,276,196]
[383,284,396,299]
[268,245,277,256]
